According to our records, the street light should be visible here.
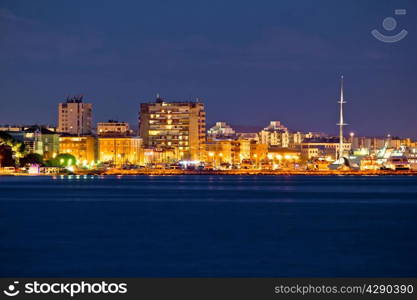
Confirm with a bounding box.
[350,132,355,145]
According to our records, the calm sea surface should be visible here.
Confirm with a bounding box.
[0,175,416,277]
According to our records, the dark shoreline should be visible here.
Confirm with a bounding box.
[2,170,417,176]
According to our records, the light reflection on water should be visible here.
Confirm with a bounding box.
[0,175,417,277]
[1,175,417,203]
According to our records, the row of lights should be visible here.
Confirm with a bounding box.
[208,152,299,161]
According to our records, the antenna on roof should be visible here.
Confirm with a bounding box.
[156,93,163,103]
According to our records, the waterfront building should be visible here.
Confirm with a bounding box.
[235,139,251,165]
[301,147,320,160]
[142,148,178,165]
[301,137,351,160]
[259,130,289,148]
[98,136,142,166]
[388,137,414,148]
[23,126,60,160]
[207,122,236,139]
[250,142,268,162]
[258,121,289,147]
[306,158,335,171]
[97,120,132,137]
[58,96,93,135]
[205,140,232,168]
[350,136,416,156]
[139,95,206,161]
[258,121,303,149]
[6,131,41,155]
[359,155,381,171]
[5,126,60,160]
[289,132,303,148]
[205,139,251,168]
[406,148,417,170]
[59,135,97,163]
[266,147,301,170]
[351,136,386,151]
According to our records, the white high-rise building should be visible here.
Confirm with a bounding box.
[58,96,93,135]
[207,122,236,138]
[258,121,304,148]
[258,121,289,147]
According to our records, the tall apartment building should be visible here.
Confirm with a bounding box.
[139,96,206,160]
[258,121,303,148]
[58,96,92,135]
[258,121,289,147]
[207,122,236,139]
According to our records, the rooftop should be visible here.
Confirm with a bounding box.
[24,126,57,135]
[65,95,84,103]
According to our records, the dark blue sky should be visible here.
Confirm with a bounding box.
[1,0,416,137]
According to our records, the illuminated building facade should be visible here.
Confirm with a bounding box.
[97,121,132,137]
[6,126,59,160]
[59,135,97,163]
[258,121,288,147]
[258,121,303,148]
[98,137,142,166]
[250,142,268,162]
[206,141,232,167]
[139,96,206,160]
[142,148,177,165]
[301,137,351,160]
[205,139,251,167]
[406,148,417,170]
[207,122,236,139]
[266,147,301,169]
[351,136,386,151]
[58,96,93,135]
[24,127,60,160]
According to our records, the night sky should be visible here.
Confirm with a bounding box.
[0,0,416,137]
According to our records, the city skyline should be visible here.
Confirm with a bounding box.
[2,1,417,290]
[0,89,414,140]
[1,0,416,138]
[0,91,414,142]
